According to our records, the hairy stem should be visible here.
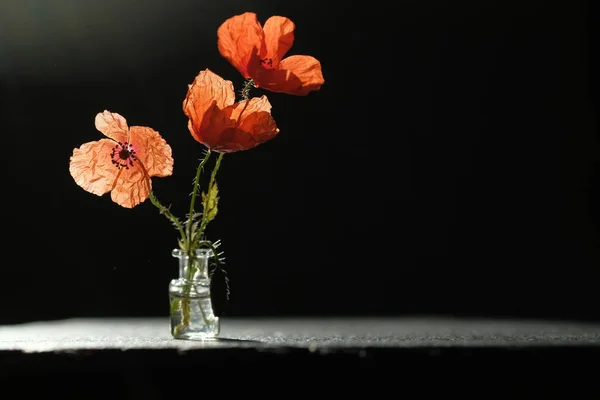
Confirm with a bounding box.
[137,153,215,336]
[136,158,187,246]
[175,149,217,335]
[174,154,224,335]
[148,191,187,244]
[240,78,255,100]
[186,151,211,249]
[197,152,225,243]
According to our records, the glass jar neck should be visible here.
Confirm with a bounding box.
[172,248,213,281]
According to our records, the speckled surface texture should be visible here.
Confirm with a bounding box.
[1,317,600,353]
[1,317,600,391]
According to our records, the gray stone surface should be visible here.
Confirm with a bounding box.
[1,317,600,353]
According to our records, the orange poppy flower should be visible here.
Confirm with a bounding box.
[183,68,279,153]
[69,111,174,208]
[217,12,324,96]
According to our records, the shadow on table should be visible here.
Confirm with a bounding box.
[214,337,263,344]
[172,337,263,344]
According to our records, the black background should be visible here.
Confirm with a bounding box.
[0,0,598,324]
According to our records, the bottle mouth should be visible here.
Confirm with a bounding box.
[172,248,214,258]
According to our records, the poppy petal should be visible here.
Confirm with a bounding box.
[95,110,129,142]
[217,12,265,78]
[262,16,295,67]
[231,96,279,143]
[183,69,236,145]
[110,164,151,208]
[257,55,325,95]
[129,126,174,178]
[209,96,279,152]
[69,138,120,197]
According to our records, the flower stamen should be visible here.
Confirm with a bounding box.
[110,141,137,170]
[260,57,274,69]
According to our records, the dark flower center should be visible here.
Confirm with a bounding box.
[260,57,274,69]
[110,141,137,169]
[118,148,130,160]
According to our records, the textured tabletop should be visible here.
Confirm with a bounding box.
[1,316,600,353]
[1,317,600,391]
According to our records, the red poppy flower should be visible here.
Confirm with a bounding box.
[183,68,280,153]
[69,111,174,208]
[217,12,324,96]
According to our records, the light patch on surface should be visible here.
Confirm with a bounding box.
[1,317,600,354]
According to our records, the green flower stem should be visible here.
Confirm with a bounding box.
[148,191,187,245]
[142,155,217,336]
[187,151,212,249]
[138,159,187,246]
[196,152,224,244]
[175,151,221,335]
[178,254,210,332]
[240,78,255,100]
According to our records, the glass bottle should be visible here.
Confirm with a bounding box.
[169,248,220,340]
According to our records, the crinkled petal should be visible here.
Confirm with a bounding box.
[255,55,325,96]
[186,107,221,150]
[217,12,265,78]
[262,16,295,67]
[128,126,173,178]
[95,110,129,142]
[208,96,279,153]
[109,163,151,209]
[69,138,119,196]
[183,69,236,145]
[230,96,278,140]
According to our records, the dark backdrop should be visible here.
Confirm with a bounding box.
[0,0,598,324]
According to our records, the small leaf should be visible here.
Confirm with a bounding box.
[190,219,201,240]
[207,204,218,221]
[202,181,219,223]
